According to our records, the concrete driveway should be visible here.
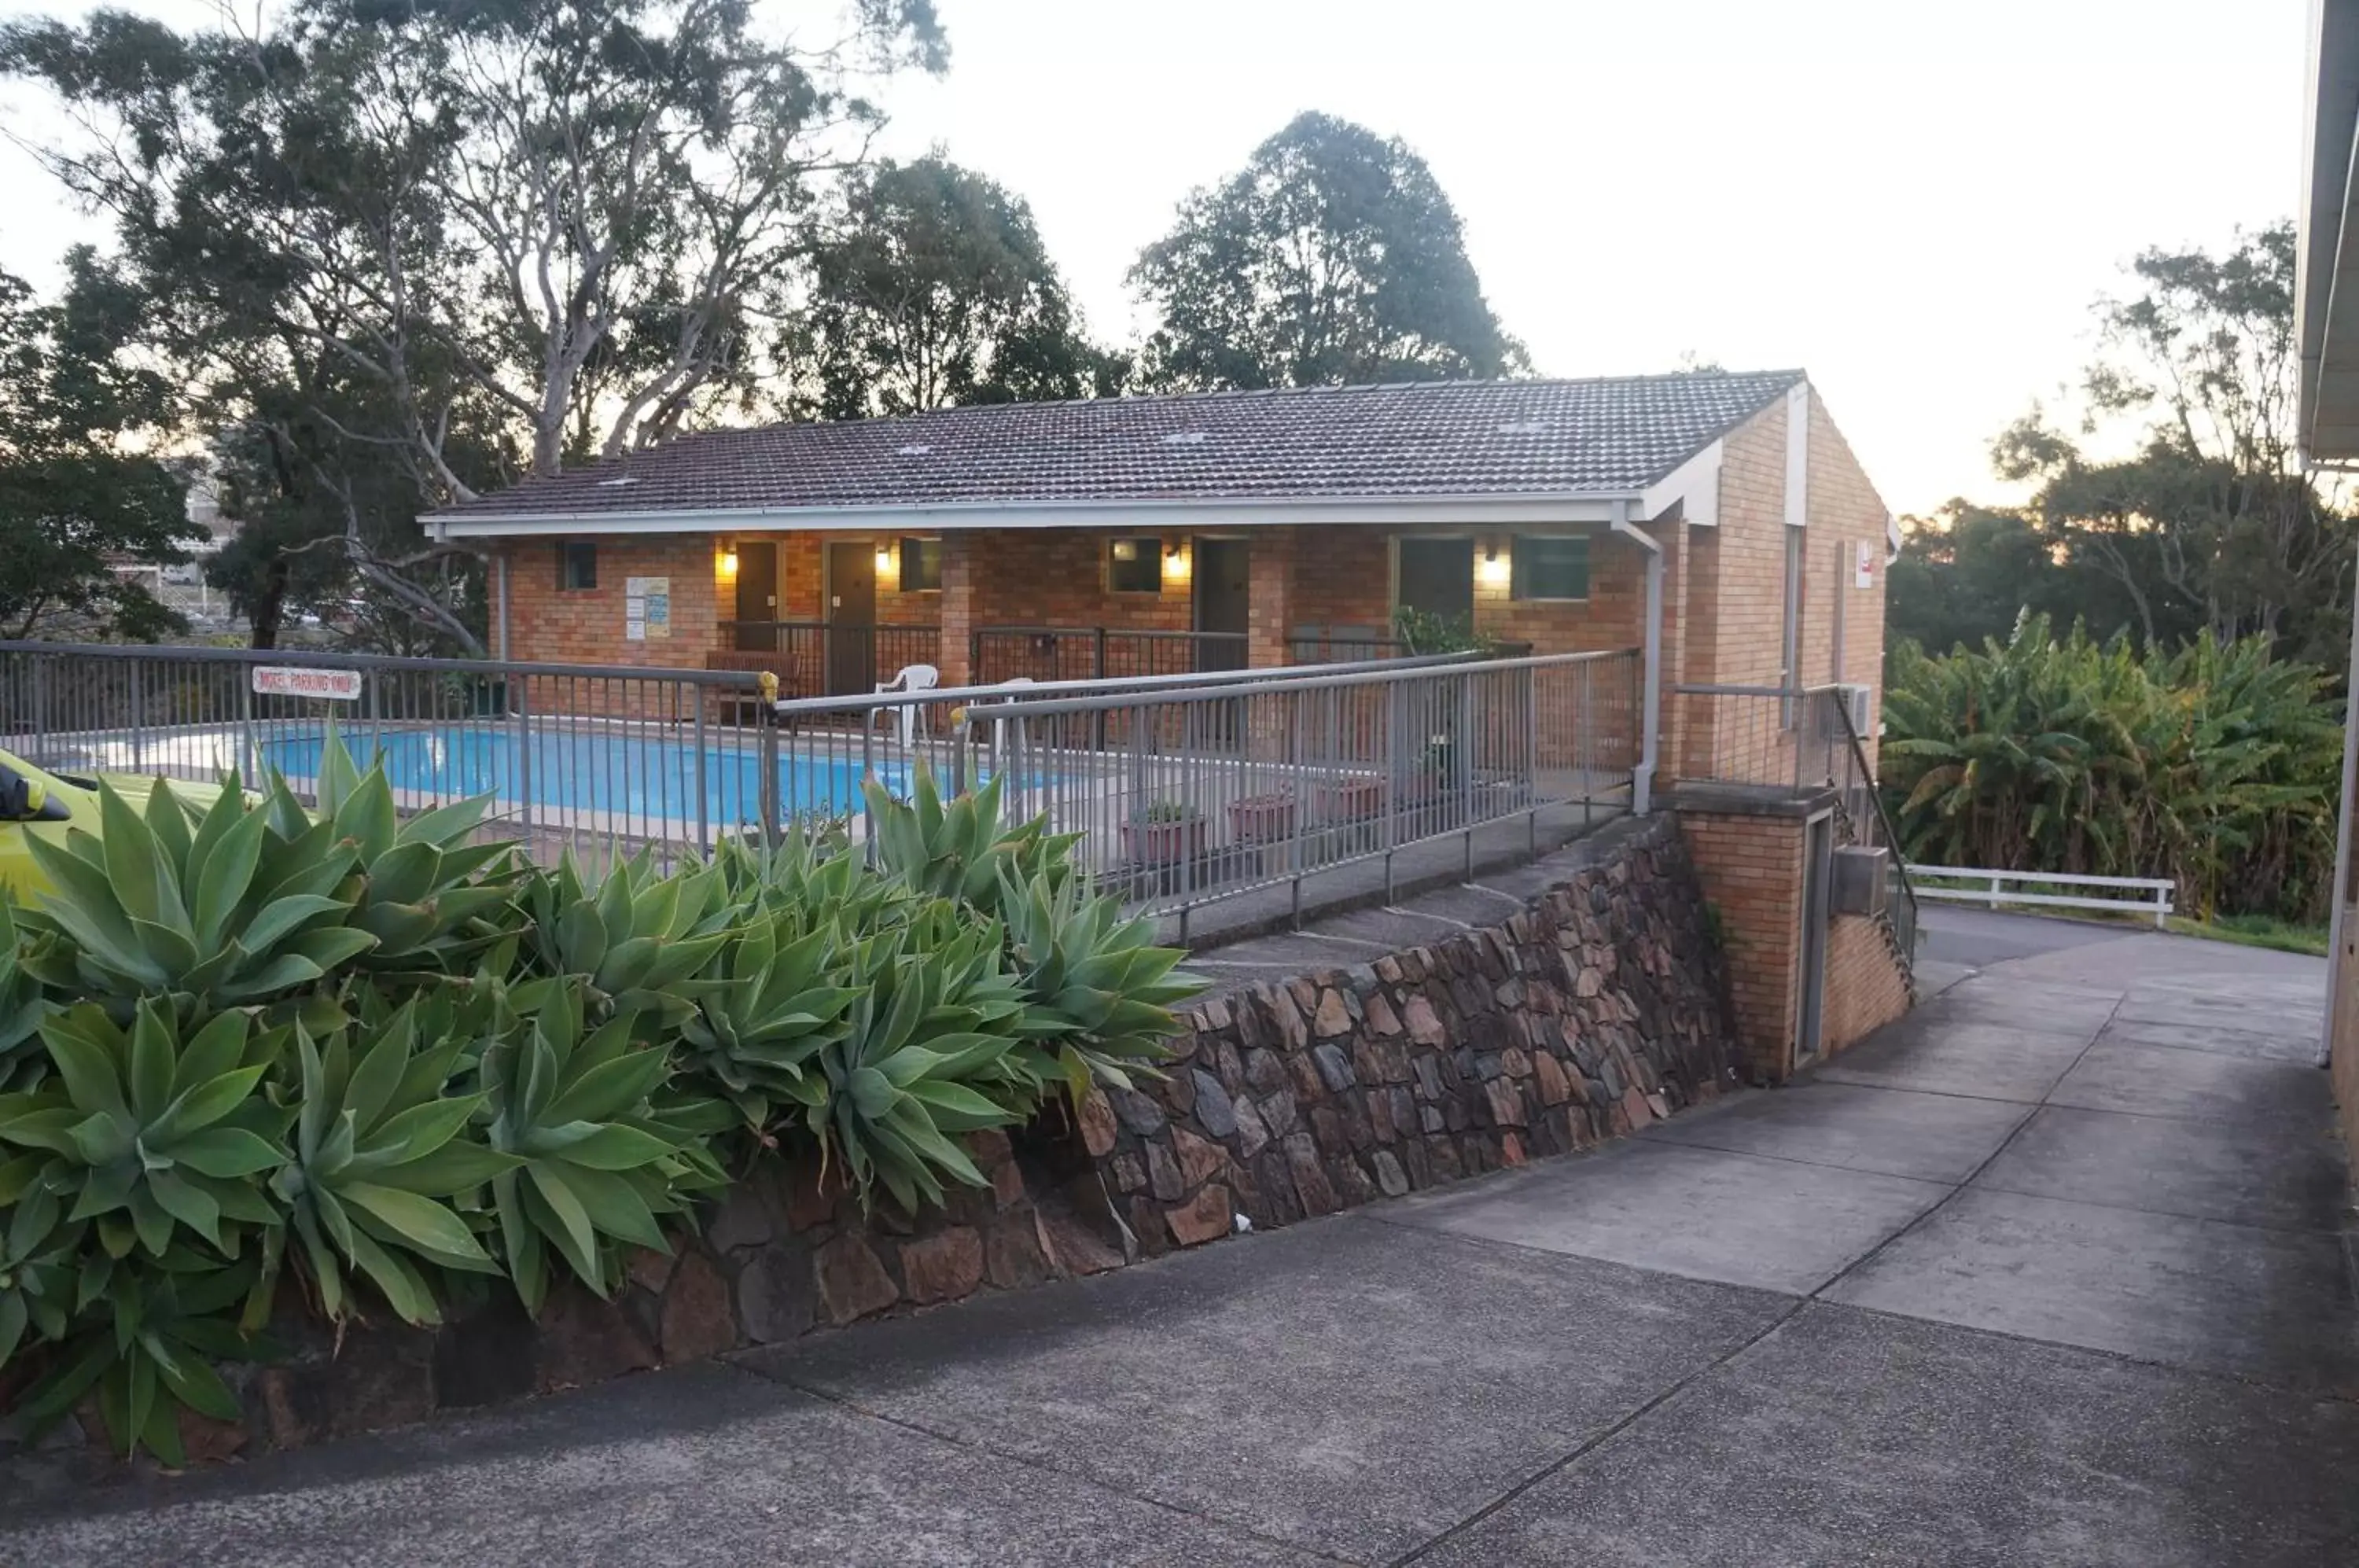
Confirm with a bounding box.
[6,910,2356,1566]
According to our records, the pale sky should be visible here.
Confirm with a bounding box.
[0,0,2310,517]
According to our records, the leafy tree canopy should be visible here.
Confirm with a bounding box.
[1899,222,2357,665]
[1129,111,1525,391]
[804,155,1123,419]
[0,252,193,641]
[0,0,946,650]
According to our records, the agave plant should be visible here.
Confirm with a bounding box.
[0,901,46,1091]
[797,907,1033,1212]
[311,731,521,974]
[18,775,374,1014]
[10,1246,269,1464]
[479,984,712,1310]
[273,996,515,1327]
[517,851,734,1025]
[864,767,1080,918]
[675,907,860,1134]
[0,1000,288,1262]
[999,870,1204,1100]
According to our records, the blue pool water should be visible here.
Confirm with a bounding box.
[259,725,924,825]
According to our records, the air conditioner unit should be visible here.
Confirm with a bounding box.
[1835,683,1873,735]
[1831,845,1890,916]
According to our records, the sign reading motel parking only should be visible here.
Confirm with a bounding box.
[252,665,364,701]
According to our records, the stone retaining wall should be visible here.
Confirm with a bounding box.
[6,815,1740,1474]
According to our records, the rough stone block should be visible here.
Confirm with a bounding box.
[900,1228,985,1305]
[1165,1184,1234,1246]
[659,1250,740,1364]
[815,1235,901,1324]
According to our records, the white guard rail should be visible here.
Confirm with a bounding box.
[1904,866,2175,929]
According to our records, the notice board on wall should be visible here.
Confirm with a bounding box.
[624,576,671,641]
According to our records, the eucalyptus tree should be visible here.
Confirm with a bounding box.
[1129,111,1525,392]
[1,0,947,649]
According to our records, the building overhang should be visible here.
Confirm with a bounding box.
[2300,0,2359,462]
[423,480,1721,543]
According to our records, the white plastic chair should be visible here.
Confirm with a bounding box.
[872,663,940,747]
[983,676,1037,768]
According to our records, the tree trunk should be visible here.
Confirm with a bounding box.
[248,557,290,650]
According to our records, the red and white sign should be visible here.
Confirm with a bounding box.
[252,665,363,701]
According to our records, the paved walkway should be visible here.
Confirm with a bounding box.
[6,912,2357,1566]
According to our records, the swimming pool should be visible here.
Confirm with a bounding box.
[259,724,923,825]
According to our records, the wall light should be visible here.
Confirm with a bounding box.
[717,547,739,580]
[1477,537,1512,589]
[874,541,896,575]
[1162,537,1192,587]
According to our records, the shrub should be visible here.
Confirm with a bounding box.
[1883,615,2342,923]
[0,741,1200,1460]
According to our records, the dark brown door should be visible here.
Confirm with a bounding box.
[734,541,778,651]
[826,540,878,696]
[1193,538,1250,671]
[1397,538,1475,629]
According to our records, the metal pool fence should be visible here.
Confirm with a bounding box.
[2,640,1640,924]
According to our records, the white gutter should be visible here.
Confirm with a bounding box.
[1610,497,1665,815]
[424,491,1649,541]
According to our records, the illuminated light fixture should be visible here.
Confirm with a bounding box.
[718,547,739,580]
[1162,538,1191,585]
[1477,538,1512,588]
[874,541,895,574]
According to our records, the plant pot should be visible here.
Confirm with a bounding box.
[1227,792,1297,845]
[1312,777,1384,822]
[1123,814,1205,865]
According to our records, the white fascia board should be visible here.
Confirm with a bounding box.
[424,491,1642,541]
[1640,440,1722,527]
[1783,381,1811,528]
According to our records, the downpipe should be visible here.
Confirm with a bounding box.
[1610,499,1664,815]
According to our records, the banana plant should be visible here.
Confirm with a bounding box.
[0,999,288,1262]
[272,996,514,1327]
[675,907,860,1134]
[18,775,374,1013]
[479,984,711,1310]
[517,851,735,1025]
[312,730,521,974]
[999,870,1203,1100]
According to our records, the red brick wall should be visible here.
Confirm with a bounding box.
[1681,807,1805,1081]
[504,534,719,671]
[1823,912,1912,1055]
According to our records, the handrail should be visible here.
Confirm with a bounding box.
[1821,686,1919,953]
[767,648,1487,719]
[984,646,1644,719]
[1905,866,2174,929]
[0,638,767,689]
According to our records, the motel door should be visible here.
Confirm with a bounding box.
[826,541,878,696]
[734,542,778,652]
[1193,538,1250,672]
[1397,538,1476,631]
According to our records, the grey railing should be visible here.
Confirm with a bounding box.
[981,647,1640,937]
[2,640,1641,929]
[1821,686,1919,959]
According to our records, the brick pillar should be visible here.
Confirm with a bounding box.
[1248,527,1297,668]
[1679,801,1807,1082]
[937,532,977,687]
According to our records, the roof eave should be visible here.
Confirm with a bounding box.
[425,490,1669,541]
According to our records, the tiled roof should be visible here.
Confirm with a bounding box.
[432,370,1803,524]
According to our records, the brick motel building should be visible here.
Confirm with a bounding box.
[426,368,1908,1075]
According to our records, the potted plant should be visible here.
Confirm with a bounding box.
[1123,798,1205,864]
[1226,790,1297,845]
[1313,775,1385,822]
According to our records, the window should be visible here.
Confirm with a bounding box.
[558,540,598,591]
[1107,536,1162,594]
[898,536,943,593]
[1511,536,1589,601]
